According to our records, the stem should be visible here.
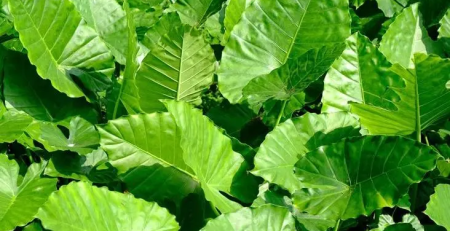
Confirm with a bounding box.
[209,201,220,217]
[425,134,430,146]
[275,100,288,127]
[334,219,341,231]
[416,131,421,143]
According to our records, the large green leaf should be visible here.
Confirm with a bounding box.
[351,54,450,136]
[173,0,224,26]
[164,100,244,213]
[99,112,200,204]
[0,110,32,143]
[379,3,439,68]
[3,51,97,122]
[136,22,215,112]
[223,0,254,42]
[114,0,142,116]
[37,181,180,231]
[98,113,191,174]
[72,0,128,64]
[293,136,437,221]
[424,184,450,230]
[243,45,345,109]
[200,205,295,231]
[252,112,359,193]
[0,156,57,231]
[376,0,409,18]
[321,33,406,113]
[218,0,351,103]
[8,0,115,98]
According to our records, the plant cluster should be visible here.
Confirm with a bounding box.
[0,0,450,230]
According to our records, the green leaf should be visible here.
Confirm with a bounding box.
[173,0,225,26]
[321,32,405,113]
[99,113,191,174]
[141,12,181,51]
[37,181,180,231]
[243,45,345,109]
[136,22,216,112]
[0,156,57,231]
[200,205,296,231]
[27,116,100,155]
[351,54,450,136]
[223,0,254,42]
[8,0,115,98]
[438,9,450,47]
[261,93,306,127]
[385,224,415,231]
[252,112,359,193]
[376,0,408,17]
[0,110,32,143]
[164,100,244,213]
[23,222,43,231]
[115,0,142,115]
[206,102,256,139]
[218,0,351,103]
[372,214,423,231]
[425,184,450,230]
[293,136,437,221]
[379,3,440,68]
[3,51,97,122]
[45,149,117,183]
[72,0,129,64]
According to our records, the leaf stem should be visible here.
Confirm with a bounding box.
[275,100,288,127]
[209,201,220,217]
[334,219,341,231]
[425,134,430,146]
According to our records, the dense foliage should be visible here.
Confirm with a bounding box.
[0,0,449,230]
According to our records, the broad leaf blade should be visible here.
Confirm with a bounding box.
[9,0,115,98]
[164,100,244,213]
[200,205,295,231]
[72,0,129,64]
[379,3,439,68]
[218,0,351,103]
[0,110,32,143]
[136,23,215,112]
[424,184,450,230]
[293,136,437,221]
[174,0,224,26]
[252,112,359,193]
[321,33,405,113]
[0,156,57,231]
[37,181,180,231]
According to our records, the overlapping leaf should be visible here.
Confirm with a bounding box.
[293,136,437,221]
[164,100,244,213]
[252,112,359,193]
[174,0,224,26]
[321,33,405,113]
[218,0,351,103]
[351,54,450,136]
[425,184,450,230]
[136,20,216,112]
[72,0,128,64]
[379,3,440,68]
[0,156,56,231]
[9,0,115,98]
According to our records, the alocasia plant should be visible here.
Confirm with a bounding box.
[0,0,449,230]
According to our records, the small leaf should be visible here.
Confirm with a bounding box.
[425,184,450,230]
